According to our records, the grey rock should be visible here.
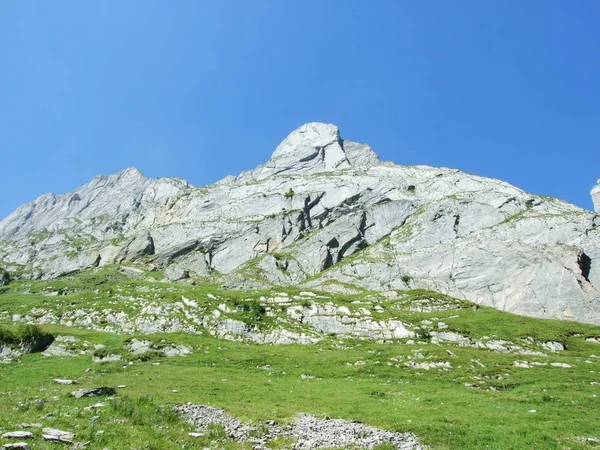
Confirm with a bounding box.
[125,338,153,355]
[53,379,78,385]
[42,343,77,357]
[19,424,42,429]
[592,179,600,212]
[287,303,414,340]
[118,231,155,261]
[71,387,115,398]
[92,354,121,363]
[0,345,22,359]
[41,428,74,444]
[540,341,566,352]
[0,122,599,325]
[1,432,33,439]
[125,338,192,357]
[245,123,380,180]
[3,444,31,450]
[291,414,421,449]
[1,331,54,360]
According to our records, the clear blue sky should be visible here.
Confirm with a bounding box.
[1,1,599,220]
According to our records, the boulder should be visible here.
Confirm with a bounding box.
[3,444,31,450]
[41,428,74,444]
[1,432,33,439]
[71,387,115,398]
[118,231,155,261]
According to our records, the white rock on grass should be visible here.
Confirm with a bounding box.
[71,387,115,398]
[3,444,31,450]
[42,428,74,443]
[1,432,33,439]
[53,379,78,385]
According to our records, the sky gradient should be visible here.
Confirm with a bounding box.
[1,1,599,220]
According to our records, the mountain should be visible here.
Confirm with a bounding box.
[0,122,599,324]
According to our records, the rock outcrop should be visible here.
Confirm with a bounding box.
[592,180,600,212]
[0,328,54,362]
[0,123,599,324]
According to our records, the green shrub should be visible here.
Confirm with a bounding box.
[16,324,44,342]
[284,188,295,198]
[0,324,46,345]
[0,326,15,344]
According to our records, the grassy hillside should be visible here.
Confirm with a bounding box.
[1,268,600,449]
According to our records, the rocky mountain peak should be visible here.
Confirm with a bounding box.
[117,167,145,181]
[0,124,599,326]
[592,179,600,212]
[91,167,146,186]
[252,123,380,179]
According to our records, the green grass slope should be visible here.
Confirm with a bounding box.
[0,268,599,449]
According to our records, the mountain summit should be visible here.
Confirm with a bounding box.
[259,122,381,177]
[592,179,600,212]
[225,123,382,183]
[0,123,599,324]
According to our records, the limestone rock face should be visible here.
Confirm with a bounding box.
[0,122,599,324]
[592,180,600,212]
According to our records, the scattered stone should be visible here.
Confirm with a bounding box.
[42,428,74,444]
[3,444,30,450]
[175,404,422,449]
[1,432,33,439]
[41,343,77,358]
[125,338,192,357]
[188,432,204,438]
[550,362,572,368]
[291,414,422,449]
[539,341,566,352]
[71,387,115,398]
[92,354,121,363]
[174,404,252,441]
[405,361,451,370]
[20,424,42,429]
[54,379,78,385]
[84,402,106,410]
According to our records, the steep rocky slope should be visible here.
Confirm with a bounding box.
[0,123,599,324]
